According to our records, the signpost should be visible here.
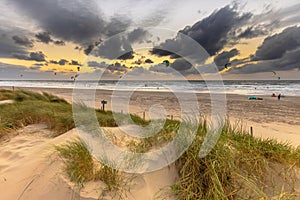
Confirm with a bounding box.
[101,100,107,111]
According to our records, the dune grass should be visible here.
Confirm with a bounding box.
[172,120,300,199]
[55,140,132,199]
[1,89,299,199]
[0,90,74,138]
[56,117,299,199]
[0,89,148,140]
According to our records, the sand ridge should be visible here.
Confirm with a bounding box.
[0,124,178,200]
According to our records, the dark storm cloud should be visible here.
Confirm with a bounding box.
[87,61,107,68]
[91,35,135,60]
[35,31,66,46]
[12,35,34,47]
[170,59,192,71]
[49,60,59,65]
[87,61,128,74]
[127,28,149,44]
[58,59,68,66]
[118,51,134,60]
[11,0,132,47]
[0,29,29,58]
[35,32,52,44]
[237,26,269,39]
[13,51,46,62]
[83,39,103,55]
[84,45,95,55]
[104,17,132,37]
[86,28,149,60]
[214,48,239,67]
[70,60,81,66]
[145,59,154,64]
[152,5,252,57]
[53,40,65,46]
[234,15,281,41]
[230,48,300,74]
[107,62,127,73]
[252,26,300,61]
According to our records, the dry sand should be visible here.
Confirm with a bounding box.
[0,124,177,200]
[5,86,299,146]
[0,86,299,199]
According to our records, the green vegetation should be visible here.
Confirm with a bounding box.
[1,89,299,199]
[0,89,74,138]
[55,140,132,199]
[0,89,148,139]
[172,120,300,199]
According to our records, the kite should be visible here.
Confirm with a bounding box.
[272,71,280,80]
[163,60,170,67]
[224,63,231,69]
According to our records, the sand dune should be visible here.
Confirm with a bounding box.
[0,124,80,200]
[0,124,178,200]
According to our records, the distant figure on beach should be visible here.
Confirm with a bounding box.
[272,93,276,97]
[278,93,281,100]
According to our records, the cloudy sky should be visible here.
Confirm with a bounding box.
[0,0,300,80]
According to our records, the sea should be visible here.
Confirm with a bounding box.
[0,80,300,97]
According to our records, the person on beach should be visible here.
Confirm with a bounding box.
[278,93,281,100]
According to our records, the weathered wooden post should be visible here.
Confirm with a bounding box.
[143,111,145,121]
[250,126,253,137]
[101,100,107,111]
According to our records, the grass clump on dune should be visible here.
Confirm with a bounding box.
[55,140,131,199]
[56,115,299,199]
[0,90,147,139]
[0,90,74,138]
[172,120,300,200]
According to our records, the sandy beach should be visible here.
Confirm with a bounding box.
[0,87,299,199]
[4,86,300,146]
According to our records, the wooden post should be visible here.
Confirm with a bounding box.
[250,126,253,137]
[171,115,173,120]
[101,100,107,111]
[143,111,145,121]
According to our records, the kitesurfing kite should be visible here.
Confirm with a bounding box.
[224,63,231,69]
[163,60,170,67]
[272,71,280,80]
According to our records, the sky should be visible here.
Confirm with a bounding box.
[0,0,300,80]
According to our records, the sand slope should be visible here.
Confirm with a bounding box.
[0,124,81,200]
[0,125,178,200]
